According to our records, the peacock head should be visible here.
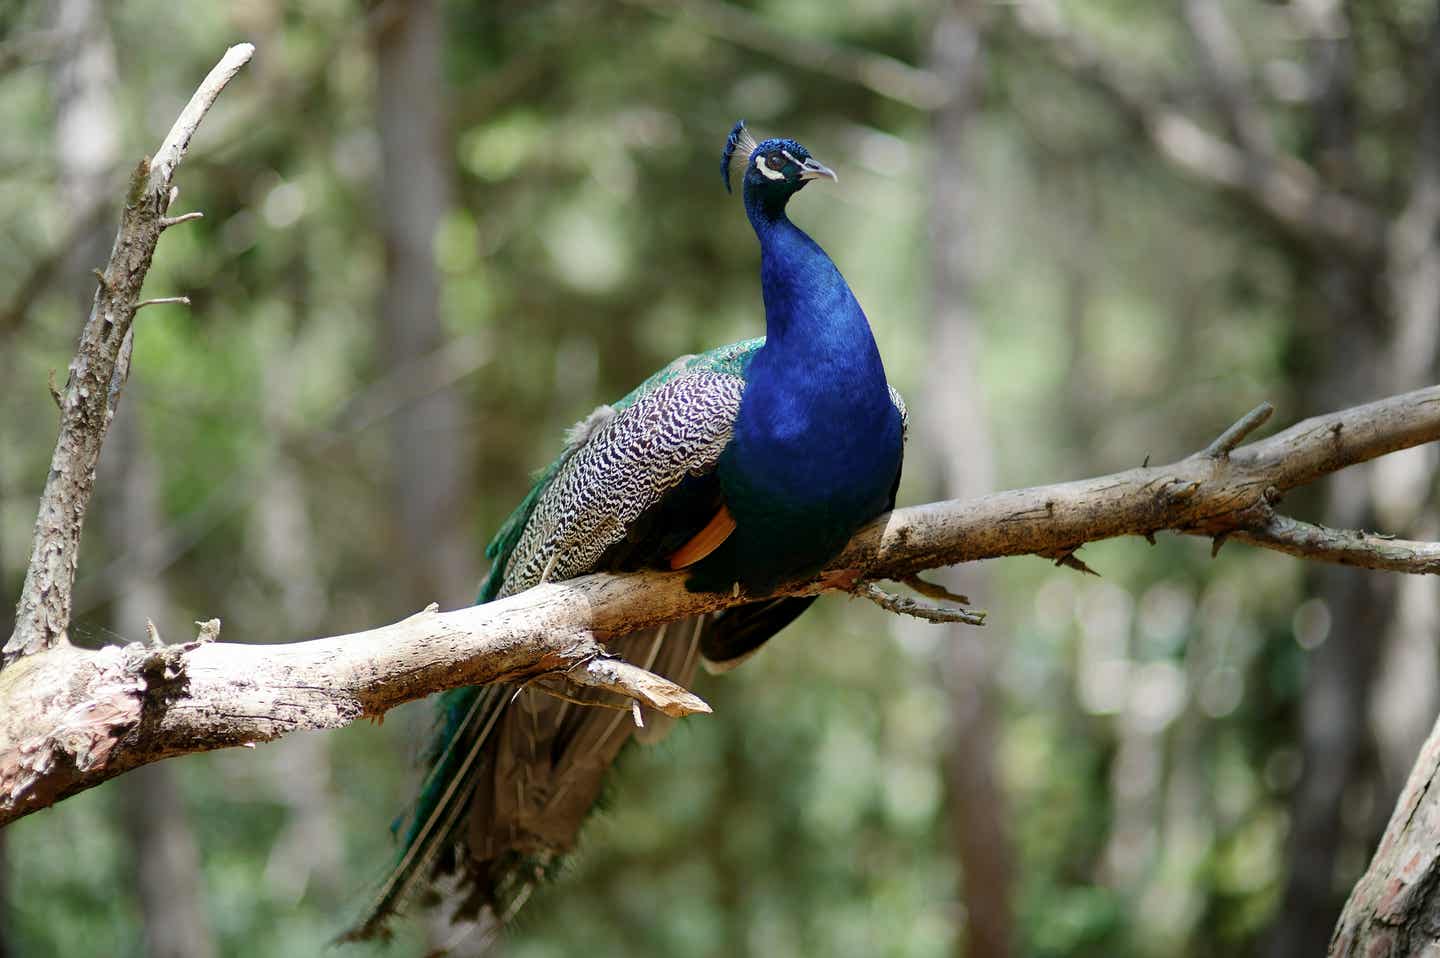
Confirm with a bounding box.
[721,120,836,209]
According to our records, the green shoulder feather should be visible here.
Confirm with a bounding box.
[475,337,762,603]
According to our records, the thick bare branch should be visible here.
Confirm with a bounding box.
[0,606,711,825]
[832,385,1440,580]
[3,44,253,667]
[4,385,1440,825]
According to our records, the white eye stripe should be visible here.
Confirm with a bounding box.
[754,155,786,181]
[782,150,802,166]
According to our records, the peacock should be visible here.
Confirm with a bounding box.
[349,121,908,941]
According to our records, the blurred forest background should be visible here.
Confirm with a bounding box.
[2,0,1439,955]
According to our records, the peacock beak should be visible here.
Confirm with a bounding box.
[798,157,838,183]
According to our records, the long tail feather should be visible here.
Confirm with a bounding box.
[341,684,510,941]
[701,596,816,673]
[351,592,814,944]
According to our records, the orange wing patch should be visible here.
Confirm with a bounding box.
[668,504,737,570]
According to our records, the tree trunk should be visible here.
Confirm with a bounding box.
[1269,11,1395,953]
[375,0,477,610]
[1329,6,1440,950]
[1332,710,1440,955]
[928,4,1014,956]
[0,579,9,954]
[1369,0,1440,808]
[0,317,12,958]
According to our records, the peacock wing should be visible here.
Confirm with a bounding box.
[476,337,764,603]
[496,369,746,597]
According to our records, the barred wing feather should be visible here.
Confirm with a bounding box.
[499,370,745,597]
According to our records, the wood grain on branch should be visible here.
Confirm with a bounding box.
[5,384,1440,826]
[3,43,254,667]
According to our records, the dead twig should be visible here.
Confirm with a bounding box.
[134,296,191,311]
[1199,401,1274,459]
[855,581,987,625]
[566,653,713,718]
[158,211,204,230]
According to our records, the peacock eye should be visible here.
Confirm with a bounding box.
[769,153,784,167]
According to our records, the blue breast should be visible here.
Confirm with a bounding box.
[702,206,903,594]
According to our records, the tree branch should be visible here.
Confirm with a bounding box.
[626,0,949,110]
[1006,0,1386,256]
[1180,0,1274,156]
[828,385,1440,579]
[2,43,254,667]
[5,384,1440,825]
[854,581,987,625]
[1233,512,1440,575]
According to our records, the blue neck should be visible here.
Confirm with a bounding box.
[742,195,888,394]
[697,185,904,594]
